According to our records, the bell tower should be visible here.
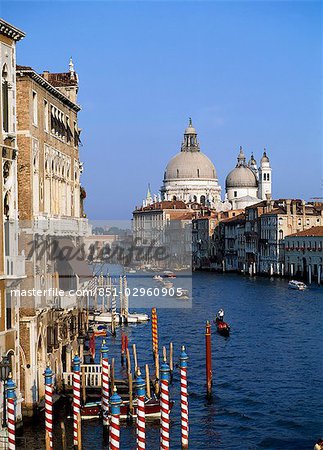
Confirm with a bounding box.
[258,149,272,200]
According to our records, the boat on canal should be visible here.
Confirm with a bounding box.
[89,312,149,324]
[81,397,174,420]
[214,317,230,337]
[288,280,307,290]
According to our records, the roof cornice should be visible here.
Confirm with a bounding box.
[16,68,81,112]
[0,19,25,41]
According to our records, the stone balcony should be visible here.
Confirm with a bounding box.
[31,215,90,236]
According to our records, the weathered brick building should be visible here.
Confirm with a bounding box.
[16,60,91,415]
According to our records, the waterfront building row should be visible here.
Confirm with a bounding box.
[192,198,323,283]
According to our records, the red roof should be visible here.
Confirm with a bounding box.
[287,226,323,237]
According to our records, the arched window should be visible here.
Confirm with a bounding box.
[193,195,197,202]
[172,195,177,201]
[177,169,179,178]
[200,195,206,206]
[197,169,200,178]
[2,65,9,132]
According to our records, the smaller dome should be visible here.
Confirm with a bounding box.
[261,150,269,164]
[226,166,257,188]
[248,153,257,166]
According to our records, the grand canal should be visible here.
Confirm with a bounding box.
[23,272,322,449]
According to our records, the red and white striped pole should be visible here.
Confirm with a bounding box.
[160,358,170,450]
[44,363,53,449]
[109,386,122,450]
[101,340,110,433]
[180,346,189,449]
[6,373,16,450]
[151,308,158,357]
[135,369,146,450]
[73,355,81,449]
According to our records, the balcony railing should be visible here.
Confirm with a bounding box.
[63,364,102,388]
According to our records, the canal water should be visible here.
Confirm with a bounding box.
[23,272,322,449]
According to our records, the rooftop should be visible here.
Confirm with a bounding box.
[287,226,323,238]
[0,18,25,41]
[16,65,80,112]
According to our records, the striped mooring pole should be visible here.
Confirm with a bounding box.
[73,355,82,449]
[6,373,16,450]
[151,308,158,357]
[205,321,213,398]
[101,340,110,436]
[44,363,53,449]
[136,369,146,450]
[160,358,170,450]
[109,386,122,450]
[180,346,189,449]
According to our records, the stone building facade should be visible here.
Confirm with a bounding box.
[283,226,323,284]
[133,200,194,269]
[16,61,91,415]
[0,19,25,429]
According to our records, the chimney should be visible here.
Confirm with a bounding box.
[286,199,291,216]
[292,200,297,216]
[43,70,49,80]
[302,200,306,217]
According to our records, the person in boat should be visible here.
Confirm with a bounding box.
[217,308,225,321]
[314,439,323,450]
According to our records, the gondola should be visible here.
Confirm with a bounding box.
[214,317,230,337]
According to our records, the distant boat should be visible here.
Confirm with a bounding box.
[163,270,176,278]
[288,280,307,290]
[176,289,190,300]
[214,317,230,337]
[128,268,136,274]
[89,312,149,324]
[153,275,163,281]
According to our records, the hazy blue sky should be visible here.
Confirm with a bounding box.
[3,1,322,219]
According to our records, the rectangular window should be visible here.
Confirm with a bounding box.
[2,81,9,132]
[44,100,48,132]
[74,121,79,147]
[66,116,72,143]
[32,91,38,126]
[6,291,12,330]
[234,191,237,197]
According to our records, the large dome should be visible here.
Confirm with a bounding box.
[226,166,257,188]
[164,151,217,181]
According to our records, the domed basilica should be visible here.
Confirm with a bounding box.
[144,119,272,211]
[160,119,222,208]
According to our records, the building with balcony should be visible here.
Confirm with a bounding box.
[283,226,323,284]
[16,59,91,415]
[0,18,25,430]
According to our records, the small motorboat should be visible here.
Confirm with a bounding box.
[176,289,190,300]
[91,324,107,336]
[163,271,176,279]
[214,317,230,337]
[153,275,163,282]
[288,280,307,290]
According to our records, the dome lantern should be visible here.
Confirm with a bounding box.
[181,118,199,152]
